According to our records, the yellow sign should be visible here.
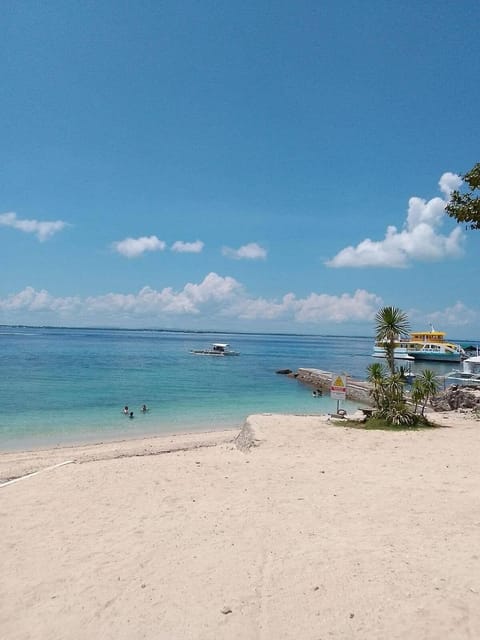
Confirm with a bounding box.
[330,373,347,399]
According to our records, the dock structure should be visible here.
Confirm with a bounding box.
[294,368,372,403]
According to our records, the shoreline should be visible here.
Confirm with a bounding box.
[0,410,353,484]
[0,425,240,485]
[0,411,248,454]
[2,406,478,485]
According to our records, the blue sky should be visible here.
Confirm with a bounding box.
[1,1,479,336]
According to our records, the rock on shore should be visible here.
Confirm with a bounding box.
[431,386,480,412]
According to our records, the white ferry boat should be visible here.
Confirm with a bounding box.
[373,328,465,363]
[191,343,239,356]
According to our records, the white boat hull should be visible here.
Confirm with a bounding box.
[191,350,239,356]
[443,373,480,386]
[373,344,464,363]
[372,348,414,361]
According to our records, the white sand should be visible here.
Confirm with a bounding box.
[1,410,480,640]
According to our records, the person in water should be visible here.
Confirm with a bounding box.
[123,406,129,414]
[141,404,148,413]
[129,411,134,419]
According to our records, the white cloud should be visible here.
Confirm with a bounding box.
[171,240,204,253]
[228,289,381,322]
[227,295,290,320]
[0,211,67,241]
[438,172,462,197]
[425,302,478,327]
[2,276,478,333]
[0,275,381,327]
[292,290,382,323]
[112,235,166,258]
[326,172,465,268]
[0,274,242,320]
[0,286,81,313]
[83,273,242,317]
[182,272,241,304]
[222,242,267,260]
[3,277,478,331]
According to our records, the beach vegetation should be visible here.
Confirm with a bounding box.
[365,307,439,428]
[347,415,434,431]
[410,369,440,416]
[374,306,410,374]
[366,365,417,426]
[377,400,416,426]
[366,362,386,408]
[445,162,480,230]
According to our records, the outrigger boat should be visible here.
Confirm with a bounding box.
[441,356,480,387]
[191,343,239,356]
[373,327,466,363]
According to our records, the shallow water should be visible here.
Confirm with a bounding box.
[0,327,475,450]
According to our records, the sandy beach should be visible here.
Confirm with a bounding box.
[2,410,480,640]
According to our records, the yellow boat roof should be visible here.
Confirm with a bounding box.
[410,330,446,342]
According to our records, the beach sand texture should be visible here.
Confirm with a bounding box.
[1,411,480,639]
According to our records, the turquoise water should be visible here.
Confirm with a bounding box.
[0,327,476,450]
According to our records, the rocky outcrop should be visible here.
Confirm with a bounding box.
[431,387,480,412]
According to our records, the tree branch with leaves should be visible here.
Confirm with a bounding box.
[445,162,480,230]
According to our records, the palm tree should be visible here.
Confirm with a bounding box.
[383,372,406,404]
[410,380,424,414]
[366,362,386,410]
[375,372,414,423]
[375,306,410,375]
[414,369,440,416]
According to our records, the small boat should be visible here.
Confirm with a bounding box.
[442,356,480,387]
[191,343,239,356]
[373,327,466,363]
[399,365,416,383]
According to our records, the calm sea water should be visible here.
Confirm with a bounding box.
[0,327,476,450]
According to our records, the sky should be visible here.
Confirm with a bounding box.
[1,0,479,337]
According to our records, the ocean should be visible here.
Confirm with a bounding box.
[0,326,475,450]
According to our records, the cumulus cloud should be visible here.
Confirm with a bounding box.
[0,275,383,328]
[171,240,204,253]
[0,286,81,313]
[2,276,478,332]
[222,242,267,260]
[86,273,243,316]
[0,211,67,241]
[425,302,478,327]
[0,274,243,320]
[326,172,465,268]
[112,235,166,258]
[438,172,463,197]
[292,290,382,323]
[227,289,381,322]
